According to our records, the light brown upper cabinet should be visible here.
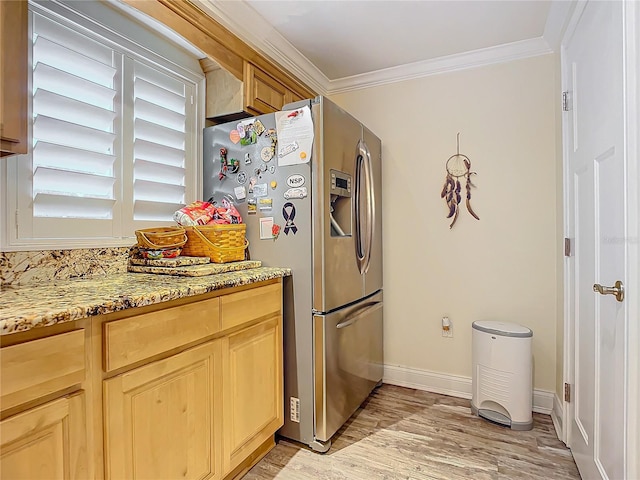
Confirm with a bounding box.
[244,62,305,115]
[1,0,29,157]
[124,0,315,120]
[201,59,309,121]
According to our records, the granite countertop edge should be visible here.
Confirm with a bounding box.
[0,267,291,336]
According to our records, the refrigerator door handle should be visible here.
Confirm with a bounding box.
[363,142,375,274]
[335,301,383,329]
[354,141,367,273]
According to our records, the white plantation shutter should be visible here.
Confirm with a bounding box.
[12,4,202,247]
[131,62,189,222]
[21,12,120,238]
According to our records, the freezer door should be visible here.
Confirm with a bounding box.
[313,291,383,442]
[312,98,367,312]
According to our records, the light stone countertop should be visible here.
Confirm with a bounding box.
[0,267,291,336]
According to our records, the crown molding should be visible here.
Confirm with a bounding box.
[196,0,563,96]
[327,37,553,94]
[543,0,578,51]
[193,0,329,96]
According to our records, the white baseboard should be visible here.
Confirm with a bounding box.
[383,364,555,415]
[551,393,564,441]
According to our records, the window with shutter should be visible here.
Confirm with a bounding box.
[6,1,202,249]
[131,62,188,222]
[26,12,120,239]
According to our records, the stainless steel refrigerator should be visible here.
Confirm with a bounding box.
[203,96,382,452]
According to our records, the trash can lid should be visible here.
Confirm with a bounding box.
[472,320,533,338]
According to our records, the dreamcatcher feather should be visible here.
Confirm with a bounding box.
[440,134,480,229]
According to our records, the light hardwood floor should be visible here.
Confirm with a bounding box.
[245,384,580,480]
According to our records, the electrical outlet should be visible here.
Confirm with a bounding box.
[442,316,453,338]
[290,397,300,423]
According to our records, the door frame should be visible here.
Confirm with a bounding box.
[561,1,639,478]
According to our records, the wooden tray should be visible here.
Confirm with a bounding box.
[127,260,261,277]
[129,256,211,267]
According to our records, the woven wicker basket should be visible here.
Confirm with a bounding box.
[182,224,248,263]
[135,227,187,250]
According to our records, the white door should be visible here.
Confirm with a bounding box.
[564,1,628,479]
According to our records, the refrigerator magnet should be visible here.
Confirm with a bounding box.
[268,165,276,174]
[240,124,258,146]
[228,158,239,174]
[237,171,247,184]
[234,185,246,200]
[282,202,298,235]
[259,217,274,239]
[229,130,240,144]
[287,174,305,188]
[248,177,257,193]
[258,198,273,211]
[284,186,307,200]
[247,198,257,214]
[253,183,268,197]
[244,153,252,164]
[261,147,274,162]
[253,119,266,136]
[272,224,281,240]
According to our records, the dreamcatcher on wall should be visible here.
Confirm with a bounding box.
[440,133,480,229]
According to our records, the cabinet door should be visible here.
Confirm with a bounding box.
[285,89,305,105]
[243,63,288,114]
[222,316,283,474]
[0,393,88,480]
[104,342,222,480]
[0,0,28,156]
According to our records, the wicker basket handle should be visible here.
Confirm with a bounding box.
[138,231,187,250]
[190,227,249,251]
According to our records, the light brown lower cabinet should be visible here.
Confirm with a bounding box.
[104,341,222,480]
[222,316,283,474]
[0,279,283,480]
[0,393,88,480]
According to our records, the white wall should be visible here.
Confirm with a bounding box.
[331,54,560,392]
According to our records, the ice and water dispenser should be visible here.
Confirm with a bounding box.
[329,169,351,237]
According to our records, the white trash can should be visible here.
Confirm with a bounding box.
[471,320,533,430]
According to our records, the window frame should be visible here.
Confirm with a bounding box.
[1,0,205,252]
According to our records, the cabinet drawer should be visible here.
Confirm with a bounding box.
[1,330,86,411]
[220,284,281,332]
[104,297,220,372]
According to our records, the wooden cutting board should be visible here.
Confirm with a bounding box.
[127,260,262,277]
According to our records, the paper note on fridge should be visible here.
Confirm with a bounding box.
[259,217,274,240]
[275,105,313,166]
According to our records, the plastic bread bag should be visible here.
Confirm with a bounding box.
[173,201,217,226]
[206,196,243,225]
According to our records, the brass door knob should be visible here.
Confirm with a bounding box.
[593,280,624,302]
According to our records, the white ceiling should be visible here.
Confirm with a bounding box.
[195,0,574,95]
